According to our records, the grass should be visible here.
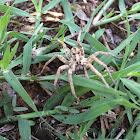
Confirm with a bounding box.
[0,0,140,139]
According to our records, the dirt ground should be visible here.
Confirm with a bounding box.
[0,0,139,139]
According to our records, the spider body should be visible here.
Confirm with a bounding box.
[69,47,86,73]
[39,31,120,104]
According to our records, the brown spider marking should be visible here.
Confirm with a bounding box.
[38,30,120,104]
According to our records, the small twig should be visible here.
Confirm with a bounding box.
[40,84,53,96]
[114,128,125,139]
[98,26,111,50]
[100,116,106,134]
[111,22,133,34]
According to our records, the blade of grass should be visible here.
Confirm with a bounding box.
[9,42,19,62]
[60,20,81,33]
[0,5,10,44]
[18,117,31,140]
[137,39,140,83]
[3,70,38,111]
[93,0,114,24]
[0,44,10,70]
[91,31,135,72]
[0,5,34,17]
[105,61,140,82]
[3,70,54,129]
[38,0,43,12]
[119,0,126,13]
[81,0,108,42]
[8,31,29,42]
[41,0,62,13]
[79,119,95,140]
[52,98,140,124]
[121,78,140,99]
[39,74,126,97]
[120,11,131,70]
[21,38,32,75]
[31,0,39,12]
[61,0,75,34]
[3,90,13,117]
[54,24,68,39]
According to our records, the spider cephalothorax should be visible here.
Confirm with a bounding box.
[69,47,87,74]
[38,31,119,104]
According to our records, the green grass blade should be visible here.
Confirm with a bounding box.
[33,29,47,45]
[8,31,29,42]
[120,11,131,70]
[21,39,32,75]
[31,0,39,12]
[0,5,34,17]
[60,20,81,33]
[131,2,140,11]
[121,78,140,99]
[84,0,107,33]
[38,0,43,11]
[85,32,108,51]
[54,24,68,39]
[9,42,19,62]
[0,8,10,44]
[18,117,31,140]
[128,13,140,19]
[128,27,140,56]
[79,119,95,139]
[3,70,38,112]
[105,61,140,82]
[92,32,135,72]
[41,0,62,13]
[61,0,75,34]
[3,90,13,116]
[52,98,140,124]
[134,125,140,140]
[0,44,10,70]
[41,74,126,97]
[119,0,126,13]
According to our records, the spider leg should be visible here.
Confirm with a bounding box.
[54,65,69,96]
[87,63,109,87]
[37,55,67,76]
[93,57,116,85]
[77,30,85,56]
[84,67,89,79]
[53,39,70,59]
[87,51,120,63]
[68,69,81,104]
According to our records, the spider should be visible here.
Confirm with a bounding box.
[38,31,119,104]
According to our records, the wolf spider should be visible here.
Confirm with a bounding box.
[39,31,119,104]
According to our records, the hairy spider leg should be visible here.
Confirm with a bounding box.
[77,30,85,56]
[86,63,109,87]
[54,65,69,96]
[54,39,70,59]
[88,51,120,62]
[84,67,89,79]
[68,69,81,104]
[93,57,116,85]
[37,54,67,76]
